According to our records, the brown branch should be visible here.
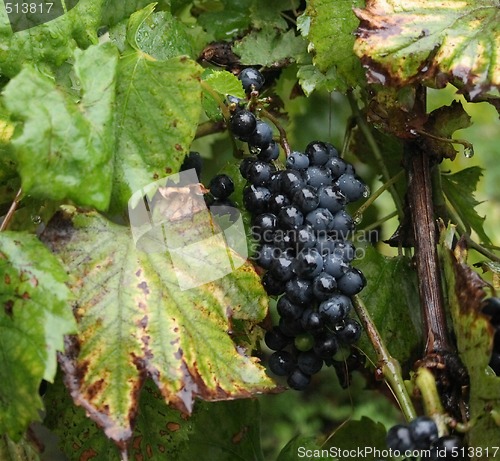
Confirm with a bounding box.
[405,142,451,355]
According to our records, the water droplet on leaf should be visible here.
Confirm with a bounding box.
[31,215,42,225]
[463,146,474,158]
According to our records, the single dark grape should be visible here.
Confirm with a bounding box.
[319,296,348,325]
[337,267,366,296]
[180,151,203,178]
[268,350,295,376]
[482,297,500,327]
[315,235,337,256]
[318,185,346,214]
[386,424,414,451]
[209,174,234,199]
[230,110,257,139]
[248,120,274,148]
[304,165,332,188]
[295,248,323,278]
[253,243,277,269]
[280,170,306,197]
[247,160,274,186]
[287,368,311,390]
[278,205,304,229]
[277,295,304,320]
[262,271,285,296]
[239,67,265,93]
[270,253,296,282]
[239,158,255,180]
[286,278,313,305]
[252,213,277,240]
[243,184,270,214]
[336,318,362,344]
[279,316,305,337]
[409,416,439,449]
[333,240,356,262]
[312,272,337,300]
[267,171,283,193]
[297,351,323,375]
[286,151,310,170]
[294,224,317,251]
[325,142,339,158]
[257,141,280,161]
[265,326,291,350]
[293,186,320,213]
[305,207,334,232]
[336,173,366,202]
[330,210,354,238]
[268,193,291,215]
[301,308,325,334]
[305,141,330,166]
[325,157,347,179]
[313,333,338,358]
[323,253,350,278]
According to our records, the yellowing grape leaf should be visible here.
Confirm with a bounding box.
[354,0,500,99]
[40,207,274,448]
[0,232,75,439]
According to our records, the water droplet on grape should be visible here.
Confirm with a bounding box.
[463,146,474,158]
[31,215,42,225]
[362,185,370,198]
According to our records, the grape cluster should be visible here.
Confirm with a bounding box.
[386,417,464,460]
[228,68,368,390]
[482,296,500,375]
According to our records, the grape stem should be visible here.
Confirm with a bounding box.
[0,188,23,232]
[195,120,226,139]
[414,367,448,436]
[354,170,404,221]
[352,294,417,421]
[414,129,474,154]
[358,210,398,233]
[259,107,292,157]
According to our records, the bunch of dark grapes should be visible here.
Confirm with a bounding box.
[228,67,369,390]
[482,296,500,375]
[386,416,464,460]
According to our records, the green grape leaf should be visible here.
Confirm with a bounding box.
[297,64,339,97]
[204,70,245,99]
[299,0,365,92]
[439,228,500,451]
[46,376,265,460]
[40,207,274,448]
[0,0,101,78]
[112,53,202,212]
[233,26,307,67]
[3,43,118,211]
[277,435,328,461]
[355,245,422,368]
[126,3,194,59]
[197,0,252,41]
[250,0,300,31]
[424,101,472,160]
[100,0,170,27]
[441,167,491,245]
[0,232,75,440]
[354,0,500,100]
[0,434,40,461]
[322,417,388,460]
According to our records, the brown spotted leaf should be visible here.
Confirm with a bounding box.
[40,207,274,449]
[354,0,500,100]
[440,227,500,451]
